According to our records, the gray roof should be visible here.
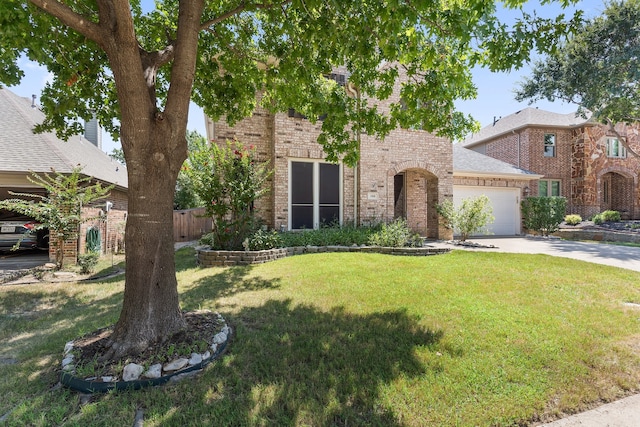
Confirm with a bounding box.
[0,88,127,189]
[463,107,592,147]
[453,144,541,179]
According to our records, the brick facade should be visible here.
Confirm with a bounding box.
[208,72,453,239]
[468,120,640,220]
[48,187,128,265]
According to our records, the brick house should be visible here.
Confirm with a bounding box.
[0,87,128,263]
[463,107,640,220]
[205,70,453,239]
[205,70,542,238]
[453,144,541,235]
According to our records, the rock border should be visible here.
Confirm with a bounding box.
[554,227,640,244]
[59,312,231,394]
[197,245,450,267]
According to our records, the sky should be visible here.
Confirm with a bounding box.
[7,0,606,154]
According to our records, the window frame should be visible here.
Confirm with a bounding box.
[538,179,561,197]
[288,159,343,230]
[605,137,627,158]
[543,133,556,157]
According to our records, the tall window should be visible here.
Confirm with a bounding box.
[544,134,556,157]
[606,138,627,158]
[539,179,561,197]
[290,161,341,229]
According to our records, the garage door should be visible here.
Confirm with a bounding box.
[453,186,520,236]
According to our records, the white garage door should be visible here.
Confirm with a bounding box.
[453,186,521,236]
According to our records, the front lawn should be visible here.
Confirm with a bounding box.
[1,249,639,426]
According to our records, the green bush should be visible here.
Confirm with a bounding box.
[243,229,283,251]
[77,252,99,274]
[368,218,423,248]
[280,224,376,247]
[187,140,272,250]
[600,210,621,222]
[564,214,582,225]
[436,195,494,242]
[521,197,567,236]
[592,214,603,225]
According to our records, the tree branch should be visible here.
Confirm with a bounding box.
[28,0,102,43]
[200,0,292,30]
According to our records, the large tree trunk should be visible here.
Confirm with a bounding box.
[91,1,203,361]
[104,130,187,359]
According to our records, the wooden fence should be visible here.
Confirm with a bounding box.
[173,208,212,242]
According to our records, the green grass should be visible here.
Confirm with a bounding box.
[1,249,640,426]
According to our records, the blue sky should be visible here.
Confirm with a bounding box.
[7,0,605,153]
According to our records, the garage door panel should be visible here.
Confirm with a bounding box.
[453,186,520,236]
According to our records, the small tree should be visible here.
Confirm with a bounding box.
[437,195,495,242]
[186,139,271,250]
[0,167,112,267]
[521,197,567,236]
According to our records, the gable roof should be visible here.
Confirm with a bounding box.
[463,107,592,148]
[0,88,127,189]
[453,144,542,179]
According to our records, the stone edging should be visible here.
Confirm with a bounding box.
[197,245,451,267]
[554,228,640,244]
[59,312,231,393]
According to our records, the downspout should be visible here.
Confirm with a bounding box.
[349,82,361,227]
[512,130,521,168]
[354,163,358,227]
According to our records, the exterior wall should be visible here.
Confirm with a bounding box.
[471,123,640,220]
[211,105,276,228]
[578,125,640,219]
[208,70,454,240]
[50,187,128,264]
[453,175,533,194]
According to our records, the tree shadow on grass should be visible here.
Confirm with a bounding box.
[180,265,282,308]
[152,299,443,426]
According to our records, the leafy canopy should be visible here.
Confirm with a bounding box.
[516,0,640,124]
[1,0,582,165]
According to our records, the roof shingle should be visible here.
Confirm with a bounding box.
[463,107,591,147]
[0,88,127,189]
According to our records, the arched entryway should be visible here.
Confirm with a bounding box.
[393,168,440,238]
[600,171,635,219]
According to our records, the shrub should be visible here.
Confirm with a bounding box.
[521,197,567,236]
[600,210,621,222]
[592,214,603,225]
[368,218,423,247]
[436,195,494,242]
[78,252,100,274]
[280,224,376,247]
[186,139,272,250]
[243,229,283,251]
[564,214,582,225]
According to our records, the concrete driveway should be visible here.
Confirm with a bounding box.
[0,249,49,283]
[437,236,640,273]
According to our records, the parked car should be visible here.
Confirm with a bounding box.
[0,220,48,251]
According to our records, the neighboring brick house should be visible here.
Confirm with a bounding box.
[0,87,128,263]
[463,107,640,220]
[205,69,453,239]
